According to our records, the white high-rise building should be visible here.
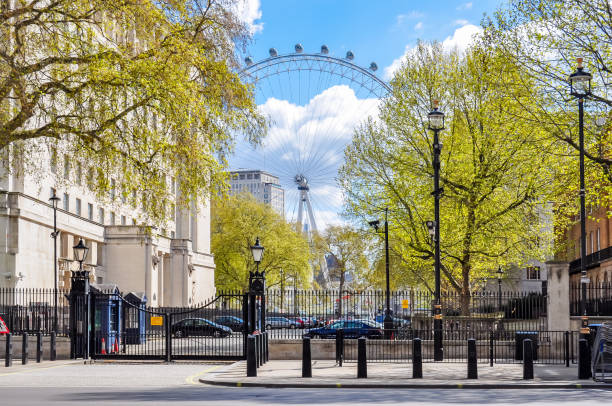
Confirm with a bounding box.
[228,170,285,216]
[0,146,216,307]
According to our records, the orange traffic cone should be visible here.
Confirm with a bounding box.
[101,338,107,355]
[113,337,119,353]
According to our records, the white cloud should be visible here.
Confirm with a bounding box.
[396,11,425,25]
[454,19,469,26]
[441,23,482,54]
[457,2,473,10]
[384,24,483,80]
[234,0,264,34]
[414,22,424,30]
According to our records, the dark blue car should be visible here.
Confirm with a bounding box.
[304,320,383,339]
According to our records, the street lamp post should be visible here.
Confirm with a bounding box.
[73,238,89,272]
[368,208,392,339]
[249,237,265,333]
[496,266,504,312]
[49,192,60,334]
[428,100,445,361]
[569,58,592,335]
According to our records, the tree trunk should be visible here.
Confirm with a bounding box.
[460,263,471,316]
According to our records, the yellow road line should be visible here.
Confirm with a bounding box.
[185,365,224,385]
[0,362,71,377]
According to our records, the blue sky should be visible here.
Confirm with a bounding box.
[232,1,504,229]
[242,1,502,77]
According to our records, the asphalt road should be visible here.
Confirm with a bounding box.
[0,362,610,405]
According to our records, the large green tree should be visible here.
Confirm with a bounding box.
[485,0,612,245]
[0,0,264,224]
[339,42,559,313]
[212,193,312,291]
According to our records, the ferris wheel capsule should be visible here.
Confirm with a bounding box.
[295,43,304,53]
[245,57,253,66]
[369,62,378,71]
[320,45,329,54]
[346,51,354,60]
[269,48,278,58]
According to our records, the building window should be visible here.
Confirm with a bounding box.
[63,193,69,211]
[590,231,594,255]
[50,148,57,174]
[171,231,175,239]
[110,212,116,225]
[98,207,104,224]
[110,179,116,200]
[63,155,70,180]
[254,174,260,179]
[121,215,126,225]
[239,174,245,180]
[88,203,93,220]
[597,228,600,252]
[76,162,82,185]
[75,198,81,216]
[526,266,541,280]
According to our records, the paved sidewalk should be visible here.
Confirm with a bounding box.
[200,360,612,389]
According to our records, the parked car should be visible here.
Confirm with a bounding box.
[171,318,232,338]
[288,317,305,328]
[304,320,383,339]
[215,315,244,332]
[265,316,299,329]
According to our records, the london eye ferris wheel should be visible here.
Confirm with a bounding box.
[232,44,391,238]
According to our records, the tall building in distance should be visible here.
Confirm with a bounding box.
[229,170,285,216]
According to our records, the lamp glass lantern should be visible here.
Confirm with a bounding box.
[250,237,264,264]
[428,101,445,131]
[73,238,89,264]
[426,220,436,238]
[49,192,60,209]
[496,266,504,281]
[569,58,592,98]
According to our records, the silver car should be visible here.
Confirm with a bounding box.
[265,316,299,329]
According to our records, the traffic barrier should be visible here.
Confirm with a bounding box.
[5,333,12,367]
[113,337,119,353]
[247,335,257,377]
[357,337,367,378]
[336,329,344,366]
[523,339,534,380]
[578,338,591,379]
[21,333,28,365]
[36,332,43,363]
[101,338,107,355]
[302,337,312,378]
[50,331,57,361]
[412,338,422,379]
[467,338,477,379]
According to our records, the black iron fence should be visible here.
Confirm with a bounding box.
[570,283,612,316]
[340,329,577,365]
[265,289,547,339]
[0,288,70,336]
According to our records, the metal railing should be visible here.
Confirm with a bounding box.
[0,288,70,336]
[570,283,612,316]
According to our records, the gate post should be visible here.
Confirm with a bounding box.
[69,269,90,359]
[165,313,172,362]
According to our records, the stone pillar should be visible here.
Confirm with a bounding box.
[546,261,570,331]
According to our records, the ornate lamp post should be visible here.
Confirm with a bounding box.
[73,238,89,273]
[428,100,445,361]
[49,191,60,333]
[249,237,265,333]
[369,207,392,339]
[569,58,592,334]
[497,266,504,311]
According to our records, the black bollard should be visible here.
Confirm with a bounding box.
[467,338,478,379]
[247,335,257,377]
[335,328,344,366]
[357,337,367,378]
[578,338,591,379]
[412,338,422,379]
[302,337,312,378]
[564,331,569,368]
[21,333,28,365]
[489,331,494,367]
[256,334,262,367]
[5,333,12,367]
[50,331,57,362]
[523,339,534,380]
[264,332,269,363]
[36,332,43,363]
